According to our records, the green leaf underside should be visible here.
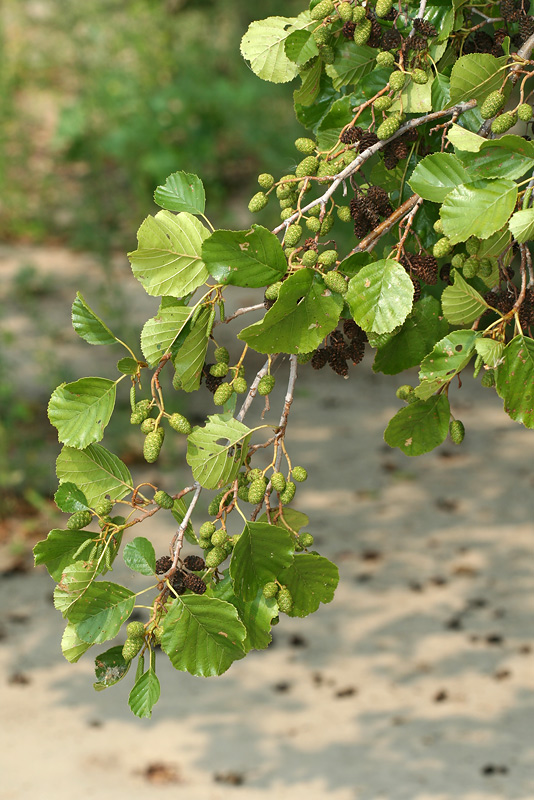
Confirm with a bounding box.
[67,582,135,644]
[71,293,118,346]
[186,413,252,489]
[161,595,246,676]
[509,208,534,244]
[240,16,302,84]
[123,537,156,576]
[259,507,310,533]
[373,296,449,375]
[212,575,278,652]
[48,378,117,449]
[229,521,294,601]
[54,560,97,616]
[128,210,209,297]
[447,123,485,152]
[56,444,133,506]
[441,179,517,244]
[153,171,206,215]
[54,481,90,513]
[284,28,318,66]
[384,395,451,456]
[417,330,478,398]
[61,623,93,663]
[128,668,161,718]
[496,336,534,429]
[457,137,534,181]
[293,58,323,106]
[34,529,95,581]
[238,269,343,354]
[441,270,488,324]
[278,554,339,617]
[140,303,191,367]
[448,53,507,106]
[202,226,287,288]
[116,357,139,375]
[346,260,414,334]
[94,645,131,691]
[325,41,376,90]
[409,153,470,203]
[475,337,504,368]
[173,307,211,392]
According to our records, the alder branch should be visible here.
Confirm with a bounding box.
[395,196,424,259]
[236,358,272,422]
[171,482,202,565]
[274,355,298,472]
[415,0,427,19]
[215,303,265,326]
[272,100,477,235]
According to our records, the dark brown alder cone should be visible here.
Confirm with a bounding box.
[183,554,206,571]
[382,28,402,49]
[408,34,428,51]
[311,348,330,369]
[500,0,521,21]
[345,338,365,365]
[367,185,393,216]
[359,130,379,150]
[383,149,399,170]
[183,572,207,594]
[390,139,409,159]
[343,319,359,339]
[203,363,224,393]
[403,128,418,143]
[329,330,345,346]
[340,126,363,144]
[363,200,381,228]
[328,347,349,376]
[342,20,356,38]
[413,18,437,37]
[439,264,452,285]
[368,18,383,48]
[485,290,515,314]
[411,276,422,302]
[350,194,368,220]
[156,556,173,574]
[170,570,187,595]
[354,214,371,237]
[492,28,508,56]
[519,15,534,42]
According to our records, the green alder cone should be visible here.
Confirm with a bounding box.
[389,71,406,92]
[127,621,145,638]
[279,481,296,504]
[320,214,334,236]
[168,413,192,435]
[377,113,402,140]
[67,510,92,530]
[265,281,283,301]
[338,1,353,21]
[280,207,294,221]
[411,69,428,85]
[143,428,165,464]
[277,587,293,614]
[213,382,234,406]
[232,377,248,394]
[491,112,517,134]
[205,546,227,568]
[396,384,415,402]
[313,26,330,46]
[451,252,466,268]
[296,156,319,178]
[481,369,495,388]
[306,216,321,233]
[301,249,318,267]
[211,530,227,546]
[319,45,335,64]
[154,490,174,510]
[324,271,348,296]
[199,521,216,537]
[465,237,481,255]
[140,418,157,434]
[353,18,372,46]
[375,0,393,17]
[285,224,303,247]
[432,237,453,258]
[263,581,279,599]
[449,419,465,444]
[122,637,144,661]
[479,91,505,119]
[318,250,338,267]
[337,205,352,222]
[462,257,479,279]
[295,137,316,155]
[95,499,113,516]
[373,95,393,112]
[247,468,263,483]
[292,466,308,482]
[214,346,230,363]
[352,6,366,23]
[257,375,276,395]
[299,532,314,548]
[248,192,268,213]
[517,103,533,121]
[258,173,274,190]
[376,51,395,69]
[271,471,286,492]
[248,478,267,504]
[210,362,229,378]
[310,0,335,20]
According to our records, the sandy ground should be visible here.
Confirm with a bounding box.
[1,245,534,800]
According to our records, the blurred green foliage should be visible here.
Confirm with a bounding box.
[1,0,304,251]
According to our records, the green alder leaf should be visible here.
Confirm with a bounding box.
[212,575,278,652]
[475,337,505,369]
[495,335,534,429]
[240,16,302,84]
[153,171,206,215]
[373,296,449,375]
[417,330,479,399]
[54,560,98,616]
[426,0,455,42]
[432,72,450,111]
[94,645,131,691]
[173,307,211,392]
[48,378,117,449]
[61,622,93,663]
[229,521,294,602]
[238,269,343,354]
[293,57,323,106]
[346,260,414,335]
[258,507,310,533]
[457,137,534,181]
[449,53,507,106]
[128,667,160,718]
[509,208,534,244]
[54,481,90,512]
[161,595,246,677]
[128,210,209,298]
[202,225,287,288]
[34,529,95,581]
[123,537,156,576]
[316,96,354,150]
[67,582,136,644]
[56,444,133,507]
[441,179,517,244]
[140,303,191,367]
[384,395,451,456]
[278,554,339,618]
[325,41,376,90]
[441,269,489,324]
[390,79,432,114]
[186,413,252,490]
[409,153,470,203]
[71,292,118,347]
[447,123,485,152]
[285,28,318,66]
[116,357,139,375]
